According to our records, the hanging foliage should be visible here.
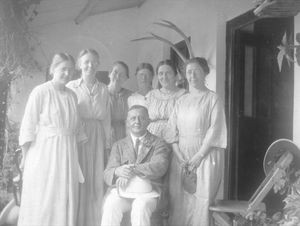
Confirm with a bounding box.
[0,0,42,81]
[13,0,42,22]
[254,0,300,17]
[131,20,194,88]
[0,0,42,211]
[131,19,194,63]
[276,31,300,72]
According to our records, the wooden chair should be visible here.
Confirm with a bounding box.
[121,179,169,226]
[121,210,168,226]
[121,166,170,226]
[210,139,298,226]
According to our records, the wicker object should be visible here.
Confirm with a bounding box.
[254,0,300,17]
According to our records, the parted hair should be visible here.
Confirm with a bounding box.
[112,61,129,78]
[128,104,149,118]
[76,48,100,69]
[185,57,210,75]
[135,63,154,77]
[49,53,75,75]
[156,59,177,75]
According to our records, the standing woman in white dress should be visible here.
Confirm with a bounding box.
[166,57,227,226]
[18,53,86,226]
[127,63,154,108]
[146,60,185,139]
[67,49,111,226]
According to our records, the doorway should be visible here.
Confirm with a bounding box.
[170,38,190,89]
[226,11,294,214]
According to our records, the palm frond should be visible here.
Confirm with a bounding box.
[131,34,188,62]
[150,33,188,62]
[154,19,194,58]
[131,37,157,42]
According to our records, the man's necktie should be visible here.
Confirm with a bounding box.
[135,138,140,154]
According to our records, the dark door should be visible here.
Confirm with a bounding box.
[227,13,294,214]
[170,39,190,89]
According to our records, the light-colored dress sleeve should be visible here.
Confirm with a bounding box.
[202,97,227,149]
[145,92,150,109]
[19,86,42,146]
[103,142,121,186]
[165,101,180,144]
[67,90,87,144]
[103,90,112,149]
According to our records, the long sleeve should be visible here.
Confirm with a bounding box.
[164,102,179,144]
[202,97,227,149]
[145,92,150,109]
[103,91,112,149]
[76,119,88,143]
[69,91,87,144]
[19,86,42,146]
[103,143,121,186]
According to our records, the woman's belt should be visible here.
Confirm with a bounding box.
[179,131,204,138]
[38,126,75,138]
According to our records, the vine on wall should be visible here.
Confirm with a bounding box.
[0,0,42,211]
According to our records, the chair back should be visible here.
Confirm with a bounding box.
[247,151,293,213]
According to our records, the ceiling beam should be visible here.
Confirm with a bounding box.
[75,0,146,24]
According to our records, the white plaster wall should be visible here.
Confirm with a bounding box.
[8,73,44,123]
[135,0,253,100]
[135,0,218,90]
[30,7,140,82]
[9,7,141,123]
[9,0,254,123]
[29,0,254,97]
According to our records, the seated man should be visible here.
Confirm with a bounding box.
[101,105,170,226]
